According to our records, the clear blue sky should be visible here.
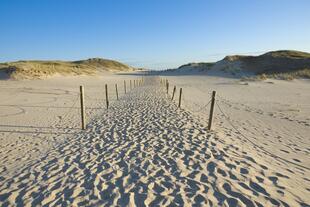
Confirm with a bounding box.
[0,0,309,69]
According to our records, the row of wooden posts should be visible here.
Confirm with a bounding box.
[160,78,216,131]
[78,77,216,131]
[79,79,144,130]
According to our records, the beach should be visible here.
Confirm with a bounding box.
[0,73,309,206]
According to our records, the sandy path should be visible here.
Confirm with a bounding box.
[0,77,309,206]
[0,74,133,176]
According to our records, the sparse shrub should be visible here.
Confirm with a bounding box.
[258,73,267,80]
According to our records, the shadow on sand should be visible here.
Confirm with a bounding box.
[0,124,79,135]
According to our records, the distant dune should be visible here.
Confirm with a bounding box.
[164,50,310,79]
[0,58,135,80]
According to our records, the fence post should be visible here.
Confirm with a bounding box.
[105,84,109,109]
[166,81,169,94]
[115,84,119,100]
[79,85,86,130]
[124,80,126,94]
[178,88,182,108]
[208,91,216,130]
[171,86,176,100]
[134,80,136,87]
[130,80,132,90]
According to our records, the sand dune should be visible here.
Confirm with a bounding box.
[163,50,310,79]
[0,74,309,206]
[0,58,135,80]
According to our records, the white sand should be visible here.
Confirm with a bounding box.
[0,72,309,206]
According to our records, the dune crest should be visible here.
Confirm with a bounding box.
[0,58,135,80]
[163,50,310,79]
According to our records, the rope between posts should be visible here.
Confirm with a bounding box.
[81,79,143,126]
[55,94,80,128]
[215,101,310,171]
[181,94,212,113]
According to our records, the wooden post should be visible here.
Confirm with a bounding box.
[105,84,109,109]
[124,80,127,94]
[79,86,86,130]
[208,91,216,130]
[178,88,182,108]
[134,80,136,87]
[130,80,132,90]
[171,86,176,100]
[115,84,119,100]
[166,81,169,94]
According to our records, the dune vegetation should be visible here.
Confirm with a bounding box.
[0,58,134,80]
[223,50,310,74]
[169,50,310,80]
[256,68,310,80]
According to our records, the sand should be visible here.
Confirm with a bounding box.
[0,72,309,206]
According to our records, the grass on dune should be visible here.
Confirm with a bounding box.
[0,58,133,80]
[258,68,310,80]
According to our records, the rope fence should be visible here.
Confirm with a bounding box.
[0,78,145,134]
[160,77,310,171]
[160,77,216,130]
[78,78,145,129]
[1,75,308,171]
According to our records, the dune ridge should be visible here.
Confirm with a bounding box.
[166,50,310,79]
[0,58,134,80]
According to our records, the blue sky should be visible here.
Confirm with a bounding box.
[0,0,309,69]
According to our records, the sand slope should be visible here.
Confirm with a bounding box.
[164,50,310,79]
[0,58,135,80]
[0,77,308,206]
